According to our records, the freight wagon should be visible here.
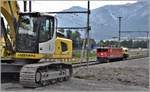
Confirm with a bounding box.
[96,47,128,63]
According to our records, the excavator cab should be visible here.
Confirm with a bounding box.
[16,13,56,54]
[1,11,72,60]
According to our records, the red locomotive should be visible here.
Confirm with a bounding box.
[96,47,128,63]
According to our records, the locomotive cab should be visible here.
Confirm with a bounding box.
[96,47,109,63]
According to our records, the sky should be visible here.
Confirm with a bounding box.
[18,1,137,12]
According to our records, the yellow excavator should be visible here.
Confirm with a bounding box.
[1,1,73,87]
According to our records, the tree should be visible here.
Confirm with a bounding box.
[90,39,96,49]
[66,29,72,39]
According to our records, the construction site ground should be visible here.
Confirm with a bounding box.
[1,57,149,91]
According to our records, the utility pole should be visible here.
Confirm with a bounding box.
[86,1,90,67]
[23,1,27,12]
[118,17,122,47]
[23,1,31,12]
[29,1,32,12]
[146,31,149,49]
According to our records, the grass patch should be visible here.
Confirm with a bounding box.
[73,50,96,59]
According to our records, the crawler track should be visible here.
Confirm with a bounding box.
[20,62,72,88]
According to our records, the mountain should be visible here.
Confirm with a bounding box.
[57,6,87,27]
[56,1,149,41]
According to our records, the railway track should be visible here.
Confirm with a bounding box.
[72,61,99,68]
[72,55,148,68]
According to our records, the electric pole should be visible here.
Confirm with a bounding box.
[23,1,27,12]
[29,1,32,12]
[86,1,90,67]
[118,16,122,47]
[23,1,32,12]
[146,31,149,49]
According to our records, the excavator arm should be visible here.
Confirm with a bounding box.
[1,1,20,52]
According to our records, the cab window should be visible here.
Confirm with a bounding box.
[39,17,54,42]
[61,42,68,52]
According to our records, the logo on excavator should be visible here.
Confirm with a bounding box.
[17,53,36,57]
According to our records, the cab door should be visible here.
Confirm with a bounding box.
[38,16,56,54]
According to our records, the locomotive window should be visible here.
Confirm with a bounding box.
[97,48,108,52]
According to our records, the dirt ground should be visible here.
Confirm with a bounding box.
[73,57,149,90]
[1,57,149,91]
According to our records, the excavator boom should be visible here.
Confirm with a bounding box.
[1,1,20,49]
